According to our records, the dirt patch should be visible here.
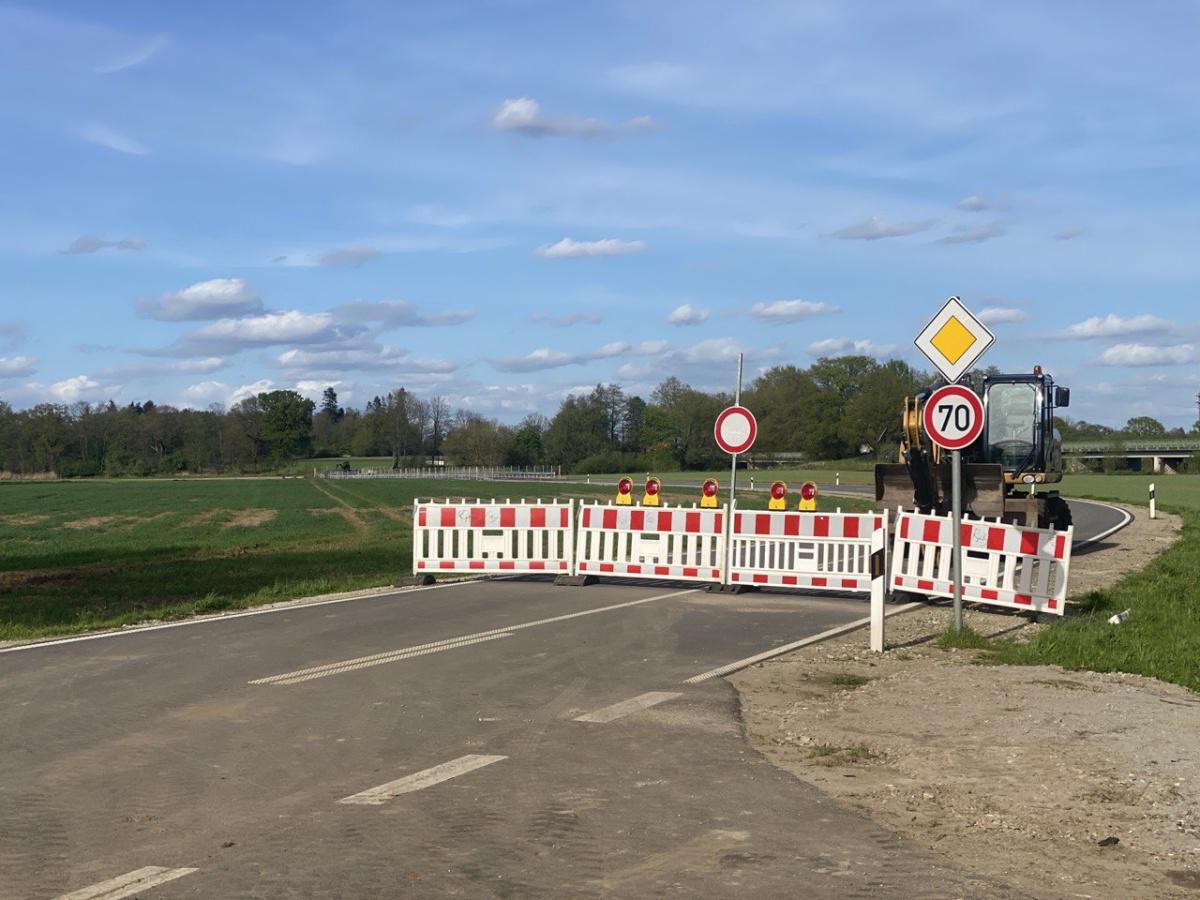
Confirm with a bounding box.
[1070,503,1181,595]
[308,507,367,531]
[0,565,116,591]
[733,506,1195,898]
[61,515,122,529]
[221,508,277,528]
[185,509,225,527]
[0,514,50,526]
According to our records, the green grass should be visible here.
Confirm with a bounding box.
[975,473,1200,692]
[809,743,876,763]
[935,625,995,650]
[0,476,873,639]
[829,673,871,688]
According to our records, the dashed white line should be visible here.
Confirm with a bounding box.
[338,754,506,805]
[251,632,513,685]
[574,691,683,723]
[56,865,198,900]
[249,587,697,686]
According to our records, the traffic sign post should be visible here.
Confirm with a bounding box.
[924,380,985,633]
[714,354,756,587]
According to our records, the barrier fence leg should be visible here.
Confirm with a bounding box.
[870,521,886,652]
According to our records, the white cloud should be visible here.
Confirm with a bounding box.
[490,98,655,138]
[229,380,275,405]
[666,304,709,326]
[806,337,897,357]
[332,299,474,327]
[977,305,1029,325]
[529,311,603,327]
[1061,314,1171,339]
[956,194,991,212]
[0,356,37,378]
[938,222,1005,245]
[633,339,671,355]
[183,380,232,406]
[319,246,381,267]
[81,124,148,156]
[534,237,648,259]
[1055,225,1086,241]
[749,299,839,321]
[1099,343,1198,366]
[60,235,145,255]
[490,339,637,373]
[829,216,934,240]
[138,278,263,322]
[188,311,338,345]
[49,375,103,402]
[95,33,169,73]
[276,346,459,374]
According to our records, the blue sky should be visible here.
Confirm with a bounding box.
[1,1,1198,427]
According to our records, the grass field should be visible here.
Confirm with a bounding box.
[0,475,872,639]
[981,473,1200,692]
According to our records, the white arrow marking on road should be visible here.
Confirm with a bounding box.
[574,691,683,723]
[55,866,198,900]
[338,754,507,806]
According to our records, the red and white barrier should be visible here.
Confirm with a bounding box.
[413,499,574,575]
[891,510,1073,615]
[574,502,726,583]
[728,508,887,593]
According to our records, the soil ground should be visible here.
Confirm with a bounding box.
[733,505,1200,899]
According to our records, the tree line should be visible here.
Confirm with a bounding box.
[1,355,1195,477]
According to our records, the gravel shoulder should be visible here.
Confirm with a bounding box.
[733,504,1200,899]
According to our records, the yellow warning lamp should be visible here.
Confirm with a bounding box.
[768,480,788,511]
[798,481,818,511]
[700,478,719,508]
[615,476,634,506]
[642,476,662,507]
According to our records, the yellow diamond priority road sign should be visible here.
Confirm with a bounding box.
[914,296,994,383]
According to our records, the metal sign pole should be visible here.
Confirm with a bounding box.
[723,354,743,588]
[951,448,964,632]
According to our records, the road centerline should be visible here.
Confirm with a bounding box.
[248,587,698,686]
[574,691,683,723]
[338,754,507,805]
[55,865,198,900]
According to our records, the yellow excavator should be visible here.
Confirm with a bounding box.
[874,367,1072,529]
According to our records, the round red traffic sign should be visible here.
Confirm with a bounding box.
[923,384,984,451]
[714,405,757,455]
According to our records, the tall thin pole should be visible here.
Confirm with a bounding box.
[951,448,964,632]
[723,354,744,587]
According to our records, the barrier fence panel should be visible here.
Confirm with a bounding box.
[728,506,887,592]
[575,502,726,583]
[891,510,1073,615]
[413,499,574,575]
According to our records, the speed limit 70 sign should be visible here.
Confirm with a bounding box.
[923,384,983,450]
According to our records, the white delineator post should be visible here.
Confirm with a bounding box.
[1150,482,1156,520]
[870,517,887,652]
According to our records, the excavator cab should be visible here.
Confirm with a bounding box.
[875,367,1071,529]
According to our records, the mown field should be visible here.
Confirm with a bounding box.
[0,475,872,639]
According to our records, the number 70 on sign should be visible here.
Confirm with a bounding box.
[922,384,984,451]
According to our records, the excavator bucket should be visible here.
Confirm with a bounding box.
[875,462,1006,519]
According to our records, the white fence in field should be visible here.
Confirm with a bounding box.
[323,465,561,481]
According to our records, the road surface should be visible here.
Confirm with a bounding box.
[2,579,1033,898]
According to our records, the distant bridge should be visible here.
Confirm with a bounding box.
[1062,438,1200,473]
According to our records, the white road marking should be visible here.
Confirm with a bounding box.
[0,578,488,656]
[251,632,513,685]
[250,588,697,686]
[338,754,506,805]
[684,602,925,684]
[574,691,683,723]
[1073,500,1134,549]
[56,865,198,900]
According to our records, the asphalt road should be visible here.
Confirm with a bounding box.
[1,577,1033,898]
[0,497,1125,898]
